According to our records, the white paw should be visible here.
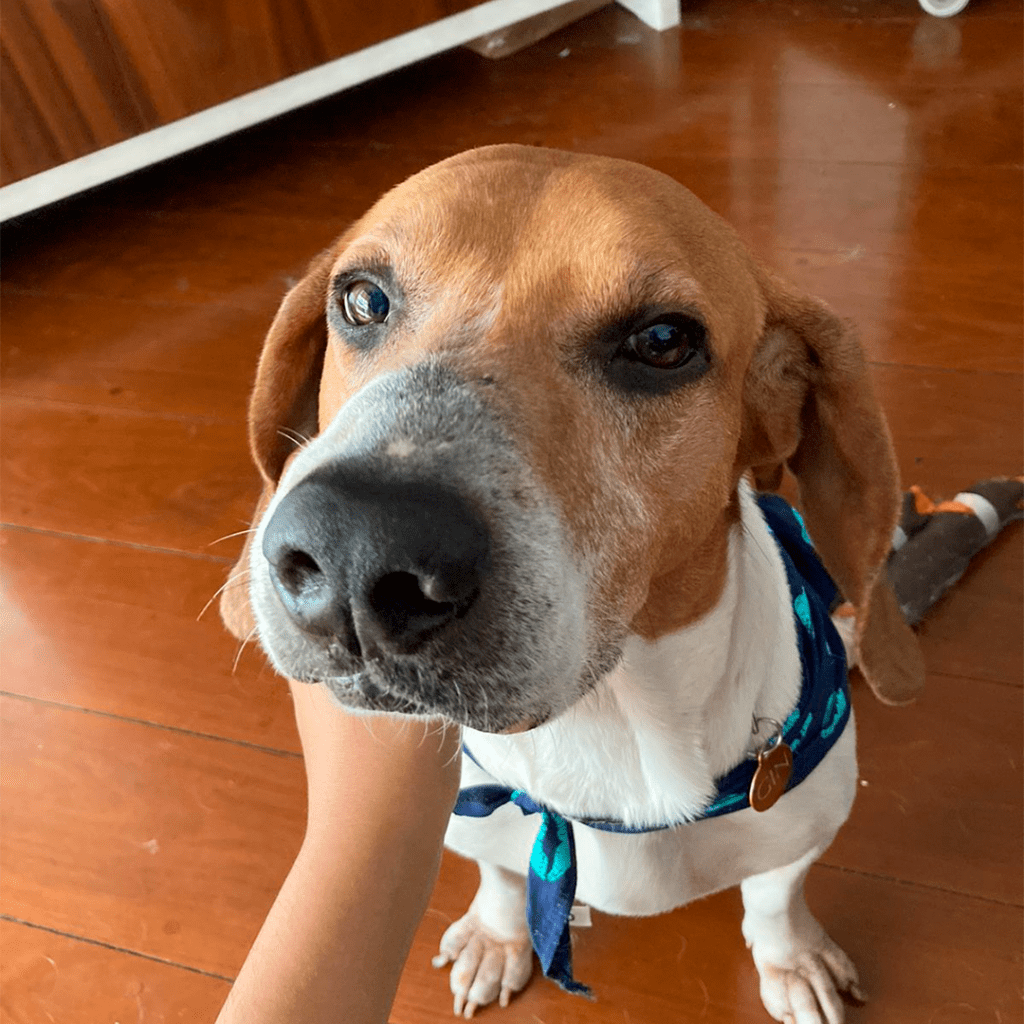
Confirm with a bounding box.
[755,935,865,1024]
[432,911,534,1017]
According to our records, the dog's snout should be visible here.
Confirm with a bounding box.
[261,466,491,656]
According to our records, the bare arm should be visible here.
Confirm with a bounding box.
[216,680,461,1024]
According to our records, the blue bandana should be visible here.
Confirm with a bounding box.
[452,494,851,997]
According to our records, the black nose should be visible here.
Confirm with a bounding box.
[261,465,491,656]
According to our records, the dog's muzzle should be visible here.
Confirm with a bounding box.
[262,464,491,658]
[249,361,598,730]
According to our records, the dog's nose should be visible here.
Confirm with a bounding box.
[261,466,490,656]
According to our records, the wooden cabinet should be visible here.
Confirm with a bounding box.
[0,0,481,187]
[0,0,682,217]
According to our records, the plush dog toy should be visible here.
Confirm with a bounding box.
[887,477,1023,626]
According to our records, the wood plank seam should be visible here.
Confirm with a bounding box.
[0,524,240,564]
[924,668,1024,691]
[0,914,236,982]
[3,688,1018,907]
[0,691,302,760]
[815,862,1024,909]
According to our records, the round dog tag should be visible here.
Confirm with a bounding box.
[749,740,793,812]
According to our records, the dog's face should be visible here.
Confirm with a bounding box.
[225,146,922,730]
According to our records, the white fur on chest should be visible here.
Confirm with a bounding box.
[462,484,802,828]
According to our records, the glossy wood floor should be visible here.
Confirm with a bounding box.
[1,2,1021,1021]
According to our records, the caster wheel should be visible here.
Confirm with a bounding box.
[918,0,969,16]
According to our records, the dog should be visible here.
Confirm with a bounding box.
[221,145,925,1022]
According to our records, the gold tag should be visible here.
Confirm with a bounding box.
[749,741,793,812]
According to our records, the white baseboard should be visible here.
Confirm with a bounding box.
[0,0,680,221]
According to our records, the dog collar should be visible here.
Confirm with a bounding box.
[453,494,851,997]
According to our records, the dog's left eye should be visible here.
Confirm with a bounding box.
[624,317,707,369]
[340,280,391,325]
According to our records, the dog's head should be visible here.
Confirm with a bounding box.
[222,145,923,730]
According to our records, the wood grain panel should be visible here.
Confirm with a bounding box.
[3,366,1017,558]
[237,7,1021,171]
[0,528,298,751]
[0,0,481,185]
[3,163,1019,376]
[0,397,260,555]
[1,4,1021,1023]
[4,20,1017,374]
[1,208,339,306]
[3,697,1019,1022]
[799,868,1022,1024]
[395,857,1024,1023]
[46,142,434,222]
[769,250,1022,375]
[0,696,304,978]
[827,674,1023,905]
[0,919,230,1024]
[872,366,1023,500]
[0,517,1018,770]
[0,291,273,419]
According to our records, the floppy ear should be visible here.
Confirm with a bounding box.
[249,247,335,486]
[737,271,925,705]
[219,248,334,640]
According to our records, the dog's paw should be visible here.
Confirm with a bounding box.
[432,911,534,1017]
[755,936,865,1024]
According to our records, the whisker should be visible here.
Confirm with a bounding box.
[416,718,433,749]
[232,624,260,674]
[449,674,466,730]
[197,570,250,622]
[207,528,257,548]
[442,721,464,767]
[278,427,312,449]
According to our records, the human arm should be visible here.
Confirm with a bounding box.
[216,679,461,1024]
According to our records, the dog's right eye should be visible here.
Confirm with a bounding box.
[340,280,391,325]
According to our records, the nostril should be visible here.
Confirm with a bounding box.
[368,572,458,630]
[275,548,324,598]
[267,547,360,652]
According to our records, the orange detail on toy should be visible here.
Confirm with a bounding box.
[833,602,856,618]
[933,500,975,516]
[910,485,936,516]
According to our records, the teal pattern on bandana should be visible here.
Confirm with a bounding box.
[531,812,573,881]
[453,493,851,998]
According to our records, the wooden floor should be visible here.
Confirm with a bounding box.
[2,2,1021,1021]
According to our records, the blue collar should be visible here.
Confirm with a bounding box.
[452,493,850,997]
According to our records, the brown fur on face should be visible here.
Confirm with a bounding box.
[223,145,923,707]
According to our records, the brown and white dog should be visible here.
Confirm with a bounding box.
[221,145,924,1023]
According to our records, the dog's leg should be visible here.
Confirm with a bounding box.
[741,847,864,1024]
[433,861,533,1018]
